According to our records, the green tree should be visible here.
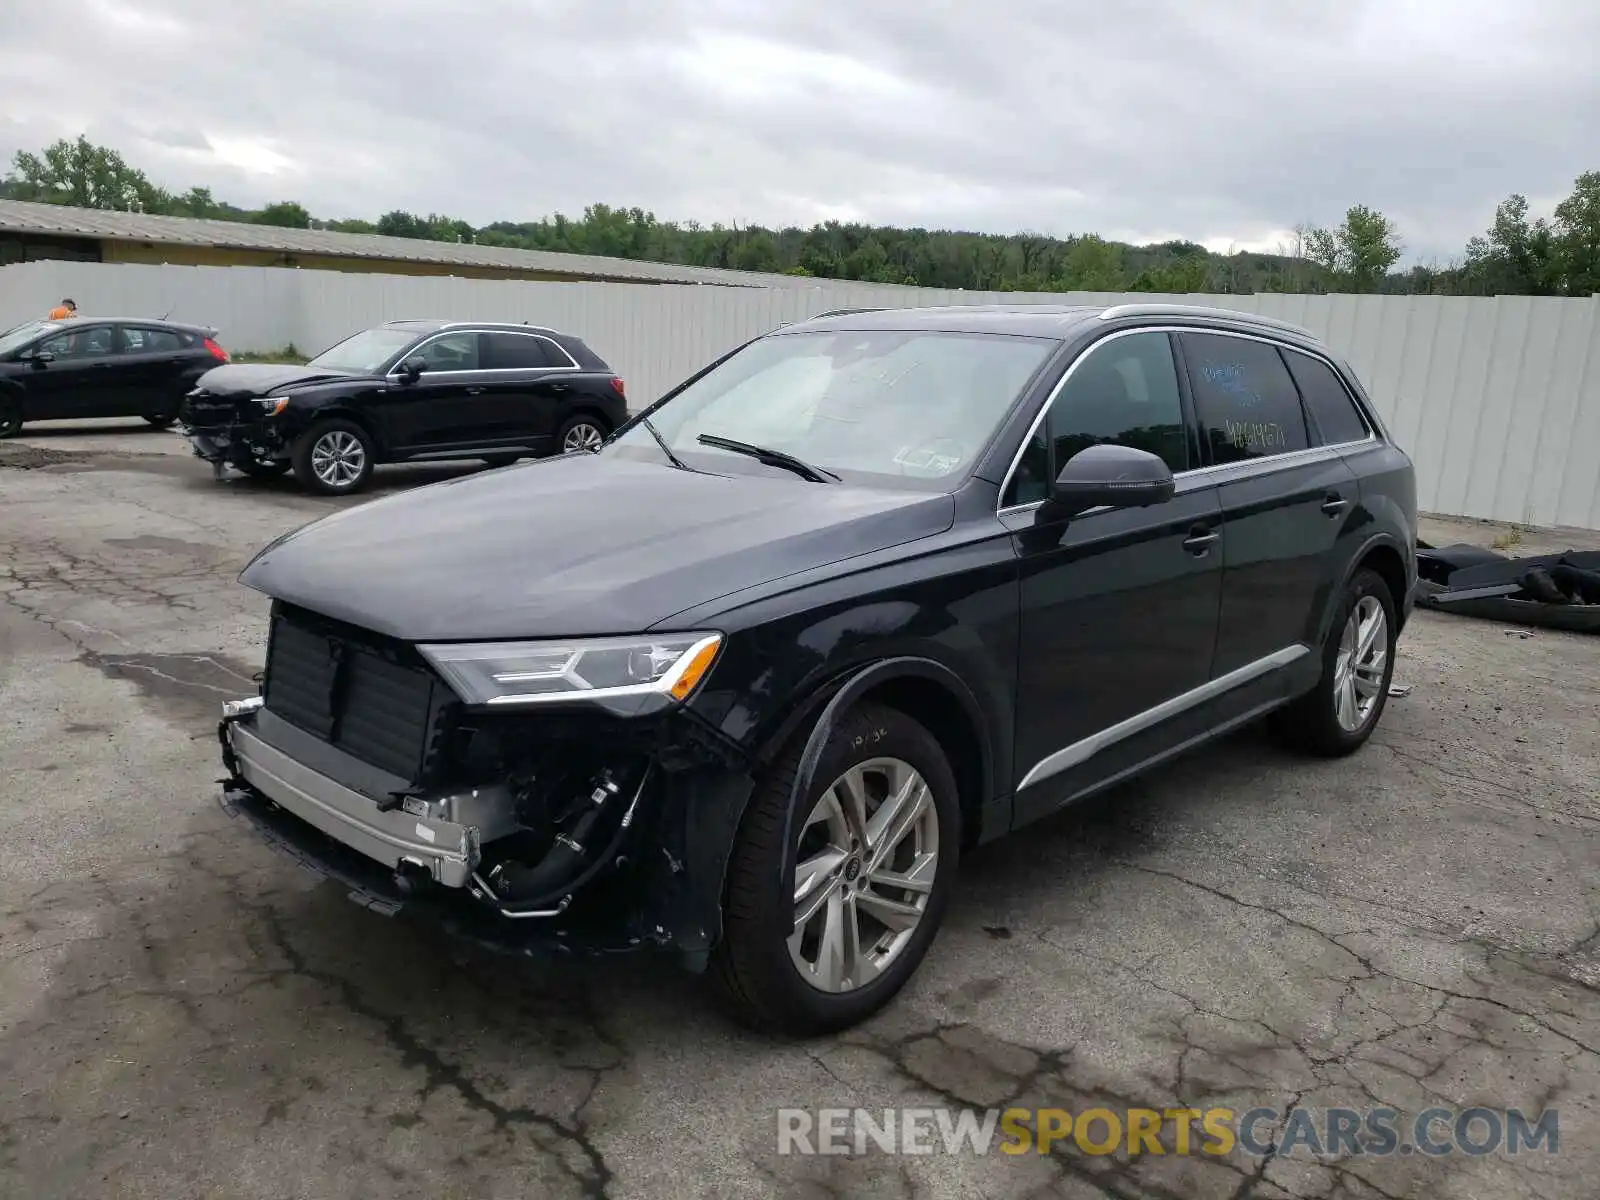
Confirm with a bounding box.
[10,135,168,212]
[1464,194,1559,295]
[253,201,312,229]
[1306,205,1403,291]
[376,210,428,238]
[1552,171,1600,296]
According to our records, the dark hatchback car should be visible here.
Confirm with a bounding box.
[215,303,1417,1035]
[179,319,627,494]
[0,316,230,437]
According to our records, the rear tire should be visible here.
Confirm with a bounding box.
[556,414,607,455]
[1272,567,1397,756]
[710,702,960,1037]
[0,399,20,439]
[292,419,375,495]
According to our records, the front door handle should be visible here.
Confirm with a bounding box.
[463,386,485,395]
[1321,493,1349,517]
[1182,527,1220,556]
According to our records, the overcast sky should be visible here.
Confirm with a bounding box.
[2,0,1594,260]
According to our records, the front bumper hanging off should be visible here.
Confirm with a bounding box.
[216,700,756,967]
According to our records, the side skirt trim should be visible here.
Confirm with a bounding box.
[1017,644,1310,791]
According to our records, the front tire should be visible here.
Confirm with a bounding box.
[143,414,176,429]
[1272,567,1397,756]
[0,399,21,439]
[293,419,375,495]
[711,703,960,1037]
[236,458,291,480]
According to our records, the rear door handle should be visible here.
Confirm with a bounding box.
[463,386,485,395]
[1182,527,1220,556]
[1321,493,1349,517]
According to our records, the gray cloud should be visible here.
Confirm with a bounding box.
[3,0,1596,259]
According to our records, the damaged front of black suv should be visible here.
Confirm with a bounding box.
[213,451,959,969]
[218,611,759,966]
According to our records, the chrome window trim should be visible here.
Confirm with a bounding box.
[1016,644,1311,791]
[384,329,579,378]
[995,324,1382,516]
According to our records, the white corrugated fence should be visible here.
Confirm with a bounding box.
[2,259,1597,529]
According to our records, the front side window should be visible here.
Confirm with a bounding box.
[1179,332,1309,464]
[613,329,1055,491]
[412,332,480,372]
[39,325,116,359]
[307,326,423,374]
[1004,331,1189,507]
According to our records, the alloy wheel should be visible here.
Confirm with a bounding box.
[1333,594,1387,732]
[788,757,940,994]
[311,430,366,489]
[562,422,604,453]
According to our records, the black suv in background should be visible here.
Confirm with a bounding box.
[179,320,628,494]
[216,303,1417,1035]
[0,317,230,437]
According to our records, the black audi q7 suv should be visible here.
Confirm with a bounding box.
[179,319,627,494]
[216,303,1417,1035]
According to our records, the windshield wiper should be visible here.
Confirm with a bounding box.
[696,434,840,483]
[639,415,695,471]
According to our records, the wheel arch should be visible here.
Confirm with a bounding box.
[560,405,616,435]
[772,657,996,860]
[299,406,386,457]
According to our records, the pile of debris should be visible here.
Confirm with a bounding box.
[1416,542,1600,633]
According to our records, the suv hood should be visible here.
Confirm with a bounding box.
[238,454,956,641]
[194,362,367,396]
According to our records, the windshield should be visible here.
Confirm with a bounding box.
[307,326,421,374]
[613,329,1054,490]
[0,321,56,358]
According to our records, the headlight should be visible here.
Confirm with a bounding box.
[418,632,722,709]
[255,396,288,415]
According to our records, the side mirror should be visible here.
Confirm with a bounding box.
[1041,444,1175,520]
[398,357,427,383]
[27,349,54,366]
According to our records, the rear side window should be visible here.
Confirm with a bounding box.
[1005,331,1189,507]
[483,332,566,370]
[1178,332,1309,464]
[123,327,184,352]
[1282,349,1369,445]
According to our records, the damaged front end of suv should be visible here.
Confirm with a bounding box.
[219,605,756,967]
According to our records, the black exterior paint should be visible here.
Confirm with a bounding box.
[177,320,627,480]
[222,303,1418,963]
[0,317,225,430]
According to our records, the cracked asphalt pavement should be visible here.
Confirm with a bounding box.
[2,422,1598,1199]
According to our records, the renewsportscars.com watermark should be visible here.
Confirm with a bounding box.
[777,1106,1560,1159]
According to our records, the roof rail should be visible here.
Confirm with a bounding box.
[1096,303,1315,338]
[807,307,886,320]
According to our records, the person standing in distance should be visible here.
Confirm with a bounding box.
[47,298,77,320]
